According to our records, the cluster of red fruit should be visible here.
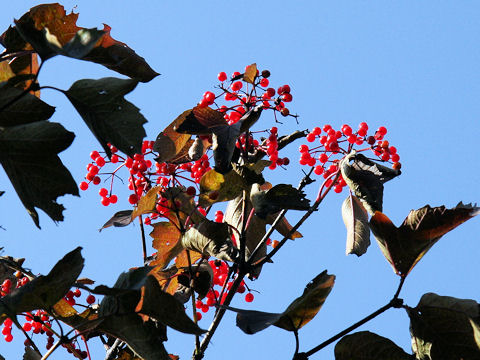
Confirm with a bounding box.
[299,123,401,193]
[198,66,295,127]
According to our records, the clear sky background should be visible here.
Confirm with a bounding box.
[1,2,479,359]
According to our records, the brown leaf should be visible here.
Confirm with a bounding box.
[153,114,192,163]
[243,63,257,84]
[174,106,227,135]
[150,222,183,269]
[341,195,370,256]
[370,202,480,276]
[132,187,160,220]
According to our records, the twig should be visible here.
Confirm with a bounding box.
[104,339,122,360]
[138,215,147,264]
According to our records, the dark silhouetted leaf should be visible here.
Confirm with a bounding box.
[340,151,400,215]
[65,77,147,157]
[370,203,480,276]
[0,82,55,127]
[181,219,238,261]
[100,210,134,231]
[335,331,411,360]
[98,267,169,360]
[135,276,205,335]
[231,270,335,334]
[198,168,247,207]
[243,63,257,84]
[0,248,84,323]
[341,195,370,256]
[23,347,40,360]
[10,4,158,81]
[250,183,310,219]
[0,121,78,228]
[408,293,480,360]
[232,160,270,186]
[212,120,242,174]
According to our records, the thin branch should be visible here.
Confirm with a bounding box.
[393,276,406,300]
[104,339,122,360]
[138,215,148,264]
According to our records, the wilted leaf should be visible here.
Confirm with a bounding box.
[198,168,247,207]
[98,267,169,360]
[65,77,147,157]
[0,121,77,228]
[132,187,160,220]
[136,276,205,335]
[408,293,480,360]
[150,222,182,269]
[0,248,84,323]
[0,82,54,126]
[340,152,400,215]
[161,187,205,227]
[250,183,310,219]
[232,160,270,186]
[153,114,191,163]
[11,4,158,81]
[370,203,480,276]
[174,106,226,135]
[341,195,370,256]
[243,63,257,84]
[181,219,238,261]
[232,270,335,334]
[212,119,242,174]
[100,210,134,231]
[335,331,412,360]
[176,261,213,299]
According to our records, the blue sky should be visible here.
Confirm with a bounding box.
[1,2,479,359]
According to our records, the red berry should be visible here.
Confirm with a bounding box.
[231,81,243,91]
[282,93,293,102]
[259,78,269,87]
[95,156,106,167]
[196,312,202,321]
[101,197,110,206]
[319,153,328,163]
[217,72,227,82]
[299,144,309,153]
[109,194,118,204]
[79,182,89,191]
[314,165,324,175]
[128,194,139,204]
[266,88,276,97]
[99,188,108,197]
[86,295,95,305]
[92,176,101,185]
[90,151,100,160]
[377,126,387,135]
[245,293,254,302]
[186,186,196,196]
[4,333,13,342]
[280,108,290,117]
[306,133,316,142]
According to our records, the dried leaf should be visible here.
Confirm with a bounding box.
[243,63,257,84]
[153,114,192,163]
[0,248,84,323]
[132,187,160,220]
[136,276,205,335]
[340,151,400,215]
[335,331,412,360]
[65,77,147,157]
[408,293,480,360]
[181,219,237,261]
[231,270,335,334]
[0,121,77,228]
[199,168,247,207]
[100,210,134,231]
[341,195,370,256]
[174,106,226,135]
[370,203,480,276]
[150,222,182,269]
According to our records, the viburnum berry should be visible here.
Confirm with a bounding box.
[86,294,96,305]
[128,194,139,205]
[79,182,88,191]
[217,72,227,82]
[245,293,254,302]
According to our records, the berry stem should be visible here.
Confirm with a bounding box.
[15,317,42,356]
[138,215,148,265]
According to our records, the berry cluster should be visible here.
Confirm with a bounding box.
[299,123,401,193]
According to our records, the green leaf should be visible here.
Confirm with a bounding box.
[0,82,55,127]
[340,151,401,215]
[135,276,206,335]
[0,247,84,323]
[408,293,480,360]
[341,195,370,256]
[65,77,147,157]
[0,121,78,228]
[370,203,480,276]
[335,331,412,360]
[198,168,247,207]
[181,219,238,261]
[231,270,335,334]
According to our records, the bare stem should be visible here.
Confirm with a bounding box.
[138,215,148,264]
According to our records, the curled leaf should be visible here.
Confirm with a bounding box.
[100,210,133,231]
[341,195,370,256]
[370,202,480,276]
[153,114,192,163]
[243,63,257,84]
[340,151,400,214]
[131,186,160,220]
